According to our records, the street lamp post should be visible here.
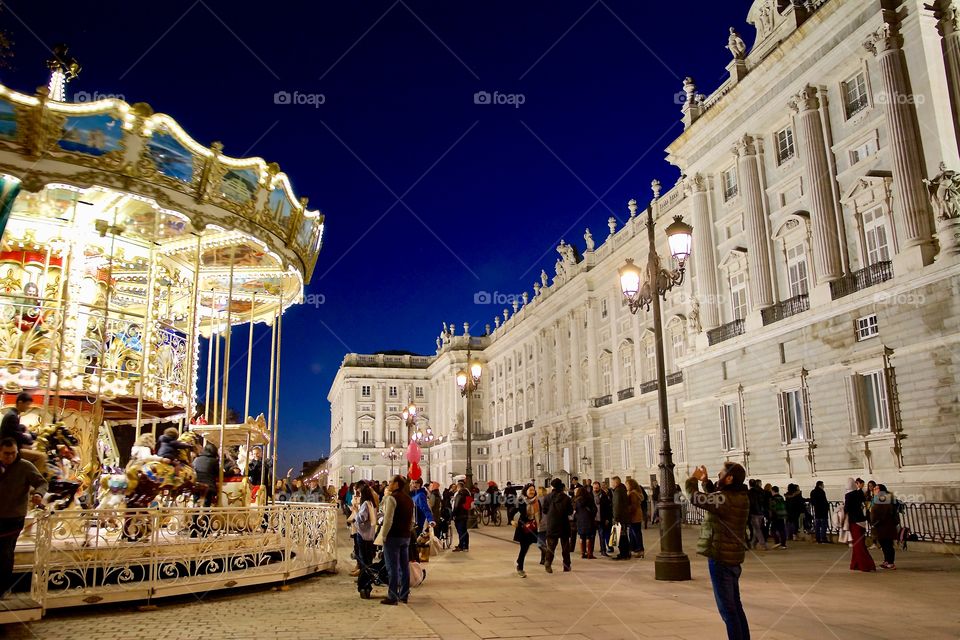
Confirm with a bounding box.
[348,465,355,484]
[617,182,693,582]
[455,347,482,489]
[381,447,401,477]
[402,400,418,445]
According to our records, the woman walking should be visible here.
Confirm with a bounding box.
[354,483,378,598]
[625,478,645,558]
[573,485,597,559]
[870,484,899,570]
[843,477,876,572]
[513,484,540,577]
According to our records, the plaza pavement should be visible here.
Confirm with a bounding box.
[4,518,959,640]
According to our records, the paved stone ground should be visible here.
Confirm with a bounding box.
[4,519,959,639]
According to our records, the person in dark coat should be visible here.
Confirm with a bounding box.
[784,483,805,541]
[809,481,830,543]
[573,486,597,559]
[870,484,899,569]
[0,392,45,472]
[610,476,631,560]
[687,462,751,640]
[247,446,273,502]
[512,484,540,577]
[190,442,219,536]
[155,428,193,461]
[747,480,769,550]
[540,477,573,572]
[592,481,613,556]
[843,477,876,572]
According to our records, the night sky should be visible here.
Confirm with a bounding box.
[2,1,750,475]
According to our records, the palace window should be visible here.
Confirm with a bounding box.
[775,126,795,165]
[600,355,613,395]
[849,138,877,165]
[389,430,397,444]
[777,388,809,444]
[645,434,656,468]
[786,244,809,297]
[621,440,632,470]
[730,272,748,320]
[856,314,879,341]
[722,168,739,201]
[863,206,891,265]
[719,402,740,452]
[601,442,611,471]
[361,429,370,445]
[361,385,371,398]
[620,345,634,388]
[415,386,424,398]
[361,453,370,461]
[674,429,686,463]
[843,71,870,119]
[600,297,608,319]
[849,369,892,435]
[388,386,398,398]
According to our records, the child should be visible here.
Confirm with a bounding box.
[155,428,193,462]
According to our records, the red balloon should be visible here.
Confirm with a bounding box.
[408,461,422,480]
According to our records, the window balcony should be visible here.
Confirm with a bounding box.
[761,294,810,326]
[639,380,658,395]
[830,261,893,300]
[666,371,684,386]
[524,420,534,430]
[593,395,613,408]
[707,318,746,345]
[617,387,635,401]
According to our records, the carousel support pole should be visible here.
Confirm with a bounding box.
[263,309,276,500]
[134,228,157,438]
[184,236,202,427]
[203,293,214,422]
[243,293,255,481]
[51,191,80,413]
[212,310,221,428]
[218,258,235,499]
[270,304,282,504]
[40,242,52,420]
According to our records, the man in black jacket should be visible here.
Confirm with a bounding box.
[592,481,613,557]
[809,481,829,543]
[541,477,572,572]
[747,480,769,550]
[610,476,631,560]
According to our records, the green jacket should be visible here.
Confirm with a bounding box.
[686,477,750,566]
[771,494,787,519]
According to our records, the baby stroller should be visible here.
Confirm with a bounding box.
[357,548,389,599]
[436,505,453,550]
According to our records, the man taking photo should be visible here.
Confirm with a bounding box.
[0,437,46,597]
[686,462,750,640]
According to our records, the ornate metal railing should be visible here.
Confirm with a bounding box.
[761,294,810,326]
[639,379,658,394]
[27,503,337,609]
[617,387,634,401]
[593,395,613,408]
[830,261,894,300]
[681,499,960,545]
[707,318,745,345]
[666,371,684,386]
[524,420,534,430]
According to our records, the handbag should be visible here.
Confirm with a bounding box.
[522,520,537,535]
[609,522,621,548]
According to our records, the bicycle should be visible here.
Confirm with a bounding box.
[480,504,502,526]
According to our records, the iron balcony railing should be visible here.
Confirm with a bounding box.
[524,420,534,430]
[681,499,960,545]
[707,318,746,345]
[830,260,894,300]
[666,371,684,386]
[593,395,613,408]
[639,380,658,394]
[617,387,635,401]
[761,294,810,326]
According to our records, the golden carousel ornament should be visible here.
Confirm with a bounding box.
[0,52,335,618]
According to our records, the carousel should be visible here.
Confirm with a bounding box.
[0,51,336,618]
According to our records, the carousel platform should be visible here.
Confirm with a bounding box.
[0,596,42,624]
[8,502,337,613]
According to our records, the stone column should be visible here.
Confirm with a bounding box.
[928,0,960,151]
[789,85,843,283]
[569,309,583,403]
[733,135,775,309]
[343,384,358,444]
[374,383,385,445]
[865,18,937,266]
[686,173,721,329]
[585,299,600,399]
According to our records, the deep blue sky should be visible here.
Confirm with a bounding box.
[3,1,751,475]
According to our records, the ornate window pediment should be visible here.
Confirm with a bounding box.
[718,247,749,273]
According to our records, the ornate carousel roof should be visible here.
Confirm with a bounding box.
[0,82,324,322]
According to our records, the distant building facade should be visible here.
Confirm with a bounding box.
[329,0,960,500]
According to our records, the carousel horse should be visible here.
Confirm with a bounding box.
[123,430,203,509]
[34,423,83,510]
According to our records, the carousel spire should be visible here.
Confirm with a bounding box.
[46,44,81,102]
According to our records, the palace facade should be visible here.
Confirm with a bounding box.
[328,0,960,499]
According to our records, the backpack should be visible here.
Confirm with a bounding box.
[772,495,787,518]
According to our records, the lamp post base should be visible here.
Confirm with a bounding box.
[654,551,691,581]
